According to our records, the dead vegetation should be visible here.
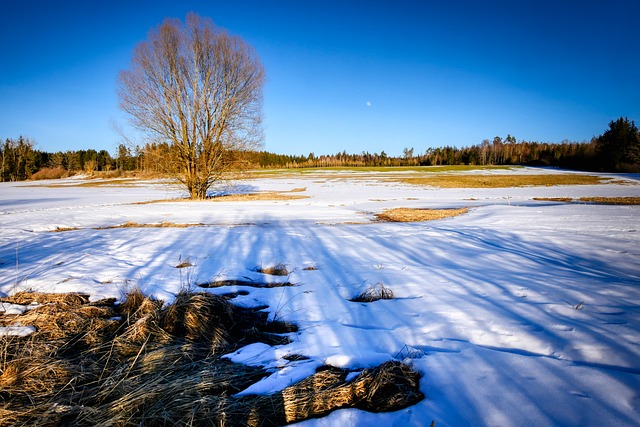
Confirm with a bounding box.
[0,290,422,426]
[578,196,640,205]
[210,192,309,202]
[376,207,469,222]
[533,196,640,205]
[255,263,289,276]
[533,197,574,203]
[351,284,394,303]
[102,221,204,229]
[51,222,205,233]
[399,174,607,188]
[131,190,310,205]
[198,279,295,289]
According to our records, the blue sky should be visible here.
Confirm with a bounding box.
[1,0,638,156]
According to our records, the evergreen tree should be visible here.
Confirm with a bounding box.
[596,117,640,171]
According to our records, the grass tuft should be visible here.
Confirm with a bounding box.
[256,263,289,276]
[351,283,394,303]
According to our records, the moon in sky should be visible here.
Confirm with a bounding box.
[366,101,372,107]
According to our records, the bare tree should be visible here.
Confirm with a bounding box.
[118,13,264,199]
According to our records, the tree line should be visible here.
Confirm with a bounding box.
[2,116,638,182]
[246,117,639,172]
[0,139,138,182]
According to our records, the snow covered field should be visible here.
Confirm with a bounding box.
[1,167,639,426]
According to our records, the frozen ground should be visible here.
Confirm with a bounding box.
[1,167,639,426]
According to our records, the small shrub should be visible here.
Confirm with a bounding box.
[351,283,394,302]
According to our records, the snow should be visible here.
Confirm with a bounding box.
[1,168,640,426]
[0,325,36,337]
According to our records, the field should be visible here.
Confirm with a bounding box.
[1,166,640,426]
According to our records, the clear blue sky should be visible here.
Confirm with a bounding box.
[1,0,638,157]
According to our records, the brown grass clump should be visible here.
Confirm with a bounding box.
[256,263,290,276]
[0,290,422,426]
[52,226,81,232]
[376,207,469,222]
[400,174,606,188]
[578,196,640,205]
[351,284,394,303]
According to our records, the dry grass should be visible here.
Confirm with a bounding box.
[0,290,422,426]
[198,279,294,288]
[33,178,143,188]
[256,263,289,276]
[532,197,640,205]
[211,192,309,202]
[578,197,640,205]
[533,197,574,203]
[30,168,73,180]
[351,284,394,303]
[51,222,204,233]
[399,174,607,188]
[132,189,309,205]
[52,226,81,232]
[376,207,469,222]
[99,221,204,229]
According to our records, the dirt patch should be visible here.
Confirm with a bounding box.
[399,174,607,188]
[376,207,469,222]
[0,290,422,426]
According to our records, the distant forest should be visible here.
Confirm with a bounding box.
[1,117,638,182]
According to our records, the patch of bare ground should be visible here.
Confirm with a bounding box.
[376,207,469,222]
[198,279,295,288]
[399,174,607,188]
[31,178,154,188]
[0,290,422,426]
[52,226,81,232]
[211,191,309,202]
[99,221,204,229]
[51,222,204,233]
[133,190,309,205]
[532,197,640,205]
[533,197,574,203]
[578,196,640,205]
